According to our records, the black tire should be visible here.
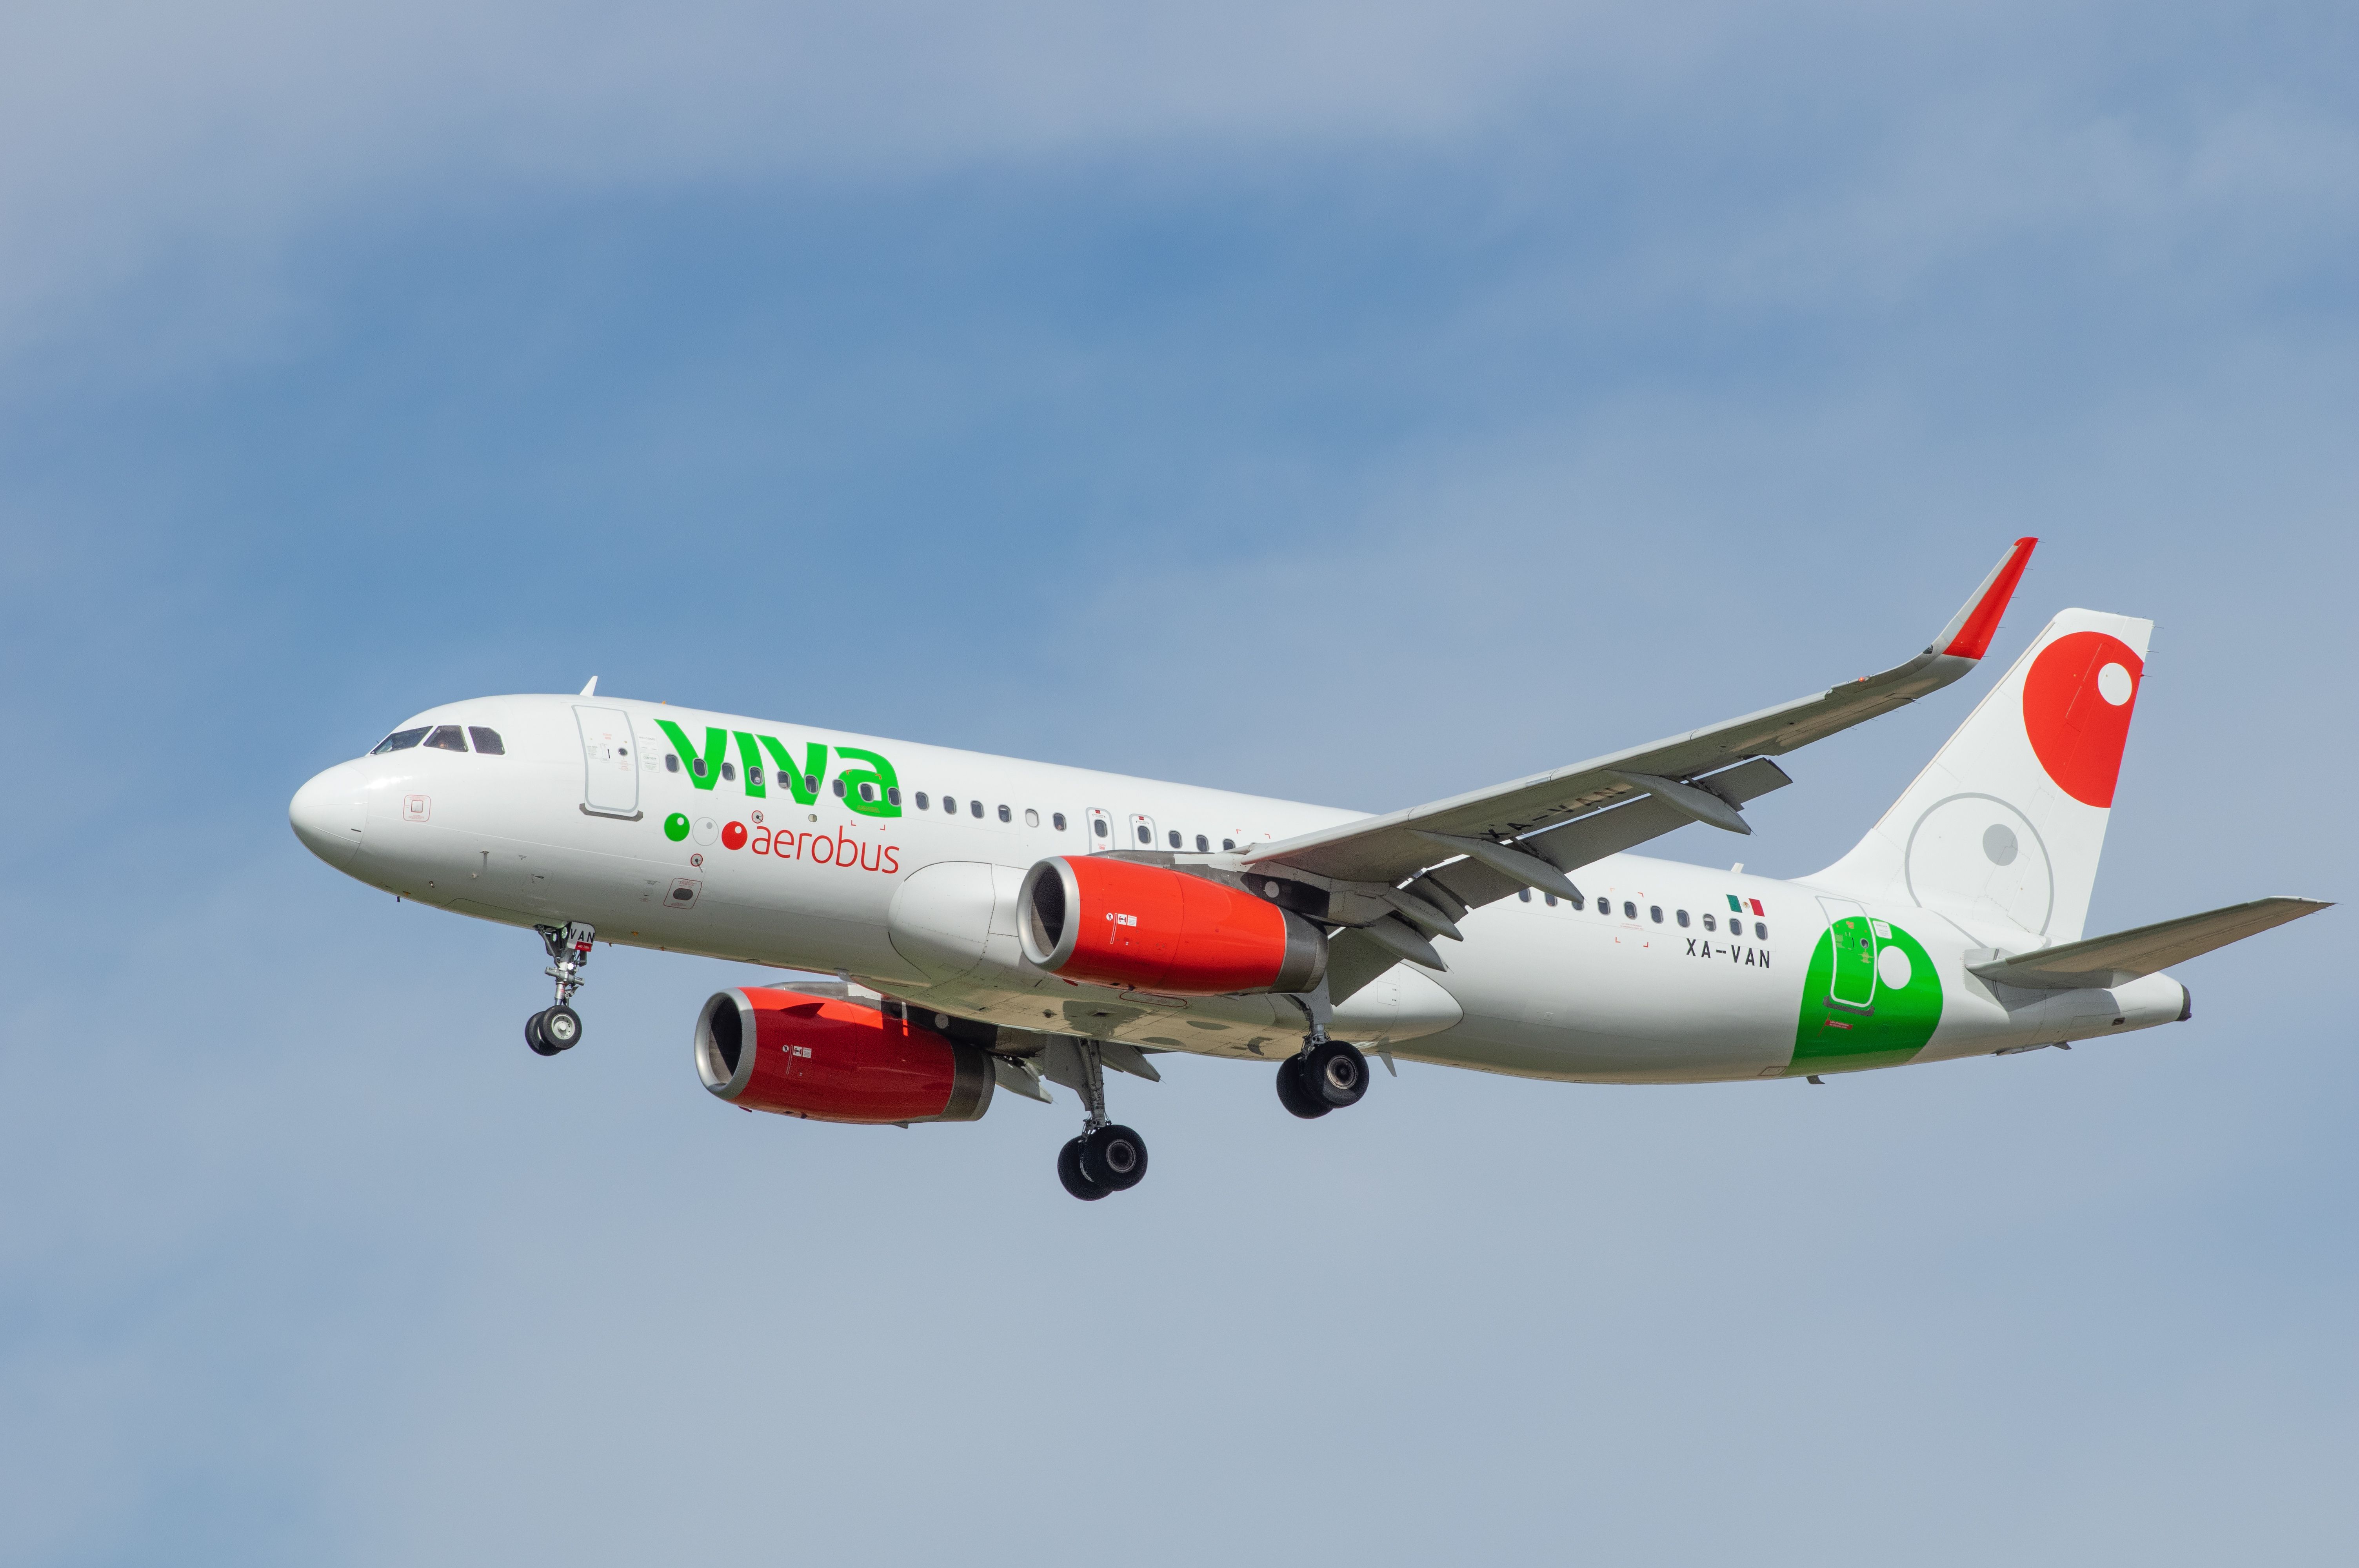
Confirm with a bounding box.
[525,1011,563,1057]
[1275,1054,1331,1119]
[540,1004,583,1050]
[1058,1136,1110,1201]
[1303,1040,1370,1108]
[1081,1124,1149,1191]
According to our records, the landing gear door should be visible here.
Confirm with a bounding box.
[1817,897,1878,1010]
[576,706,640,818]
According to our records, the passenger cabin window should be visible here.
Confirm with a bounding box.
[1136,823,1151,844]
[1676,909,1690,927]
[1092,817,1109,838]
[887,788,902,807]
[1623,901,1637,919]
[1222,838,1235,851]
[1195,835,1209,852]
[970,800,983,818]
[915,793,930,810]
[666,754,681,773]
[1518,888,1531,902]
[467,727,505,755]
[694,757,708,777]
[1755,921,1768,940]
[1025,809,1040,828]
[749,766,765,788]
[833,779,846,798]
[941,797,955,813]
[997,804,1010,822]
[722,762,737,782]
[371,727,429,754]
[1168,830,1181,849]
[424,724,468,751]
[1703,913,1716,931]
[1650,906,1664,923]
[1544,893,1557,906]
[859,783,877,802]
[1053,813,1067,831]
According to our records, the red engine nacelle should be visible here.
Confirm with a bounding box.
[1017,856,1327,995]
[695,989,995,1124]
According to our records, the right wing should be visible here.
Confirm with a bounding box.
[1970,898,2331,991]
[1250,538,2040,924]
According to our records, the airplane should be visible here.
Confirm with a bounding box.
[288,539,2328,1198]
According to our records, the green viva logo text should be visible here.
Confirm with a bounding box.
[652,720,901,819]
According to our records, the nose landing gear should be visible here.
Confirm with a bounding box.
[1055,1038,1151,1200]
[525,922,595,1056]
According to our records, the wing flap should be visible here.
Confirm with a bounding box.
[1969,897,2331,991]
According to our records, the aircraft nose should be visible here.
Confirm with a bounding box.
[289,764,368,867]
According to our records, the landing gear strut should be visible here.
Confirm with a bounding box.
[525,922,595,1056]
[1056,1037,1149,1200]
[1277,980,1370,1118]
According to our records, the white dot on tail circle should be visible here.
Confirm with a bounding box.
[1877,944,1914,991]
[2098,662,2133,705]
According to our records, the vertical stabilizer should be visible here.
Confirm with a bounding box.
[1808,608,2154,947]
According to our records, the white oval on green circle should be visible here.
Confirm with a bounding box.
[1877,944,1914,991]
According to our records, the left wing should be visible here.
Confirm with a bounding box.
[1247,538,2037,929]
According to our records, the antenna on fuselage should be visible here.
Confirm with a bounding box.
[580,676,598,696]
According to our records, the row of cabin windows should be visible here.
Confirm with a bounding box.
[911,793,1054,828]
[910,795,1235,851]
[658,751,902,806]
[1515,886,1768,940]
[373,724,505,755]
[1150,828,1237,853]
[649,757,1241,848]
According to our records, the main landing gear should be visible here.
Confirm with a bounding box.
[1056,1038,1150,1201]
[525,921,595,1057]
[1275,983,1372,1119]
[1276,1038,1371,1118]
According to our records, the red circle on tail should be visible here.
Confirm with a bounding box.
[2021,630,2143,808]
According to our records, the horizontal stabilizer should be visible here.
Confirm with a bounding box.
[1969,897,2330,991]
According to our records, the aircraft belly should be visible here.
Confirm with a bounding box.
[1414,905,1803,1083]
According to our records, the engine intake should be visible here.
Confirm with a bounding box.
[1018,856,1326,995]
[695,989,995,1124]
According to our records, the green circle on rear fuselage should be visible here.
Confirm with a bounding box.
[664,812,691,842]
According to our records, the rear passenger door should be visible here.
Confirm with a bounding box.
[1817,897,1878,1009]
[576,706,640,818]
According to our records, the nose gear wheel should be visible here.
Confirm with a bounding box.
[525,922,595,1057]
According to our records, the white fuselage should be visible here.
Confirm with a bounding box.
[289,693,2186,1083]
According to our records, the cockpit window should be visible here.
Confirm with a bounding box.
[371,727,429,754]
[424,724,468,751]
[468,727,505,755]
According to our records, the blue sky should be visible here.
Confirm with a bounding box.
[1,2,2354,1562]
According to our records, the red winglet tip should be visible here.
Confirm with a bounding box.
[1941,537,2037,661]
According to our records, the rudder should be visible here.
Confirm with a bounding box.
[1808,609,2154,946]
